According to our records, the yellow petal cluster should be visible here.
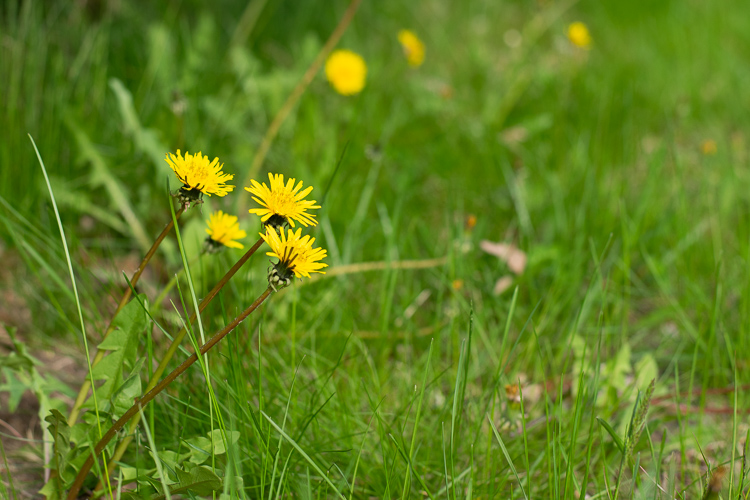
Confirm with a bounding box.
[165,150,235,197]
[205,211,247,249]
[398,30,425,67]
[324,49,367,96]
[245,173,320,228]
[567,22,592,49]
[261,227,328,279]
[701,139,717,155]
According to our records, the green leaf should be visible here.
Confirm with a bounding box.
[108,78,169,178]
[112,358,145,418]
[121,486,158,500]
[634,354,658,389]
[157,449,180,475]
[597,416,625,454]
[45,410,70,458]
[44,409,72,493]
[184,436,212,464]
[149,466,222,499]
[0,368,29,413]
[207,429,240,455]
[606,342,632,394]
[39,477,62,500]
[89,296,148,401]
[0,327,39,372]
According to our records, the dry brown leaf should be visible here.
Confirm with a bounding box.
[480,240,527,274]
[493,276,514,295]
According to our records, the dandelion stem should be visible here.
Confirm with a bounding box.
[93,236,265,492]
[66,287,273,500]
[67,207,185,426]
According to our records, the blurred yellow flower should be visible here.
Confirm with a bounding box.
[165,150,234,205]
[701,139,718,155]
[261,227,328,290]
[398,29,425,66]
[205,211,246,250]
[325,49,367,95]
[567,22,592,49]
[246,173,320,229]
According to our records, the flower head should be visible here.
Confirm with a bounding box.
[261,227,327,290]
[324,49,367,96]
[245,173,320,229]
[165,150,235,206]
[701,139,718,155]
[205,210,247,251]
[567,22,592,49]
[398,30,425,67]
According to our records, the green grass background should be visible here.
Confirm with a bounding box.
[1,0,749,498]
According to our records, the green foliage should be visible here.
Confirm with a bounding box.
[185,429,240,464]
[41,410,71,498]
[120,464,223,500]
[86,296,148,413]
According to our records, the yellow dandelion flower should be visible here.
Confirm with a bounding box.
[567,22,592,49]
[205,211,247,251]
[165,150,235,205]
[398,30,425,67]
[701,139,718,155]
[261,227,328,290]
[324,49,367,96]
[245,173,320,229]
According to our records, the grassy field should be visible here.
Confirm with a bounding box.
[1,0,749,498]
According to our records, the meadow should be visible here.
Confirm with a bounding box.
[1,0,749,498]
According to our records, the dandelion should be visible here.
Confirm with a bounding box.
[165,150,234,206]
[324,49,367,96]
[261,227,327,290]
[701,139,718,155]
[205,211,247,251]
[398,30,425,67]
[567,22,592,49]
[245,173,320,229]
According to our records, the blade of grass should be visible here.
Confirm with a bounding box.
[268,359,303,500]
[0,434,17,500]
[401,338,433,500]
[138,405,172,500]
[30,134,113,498]
[260,411,347,500]
[349,411,376,500]
[387,434,436,500]
[488,414,529,500]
